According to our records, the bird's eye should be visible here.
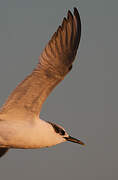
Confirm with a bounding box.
[54,125,65,136]
[59,129,65,136]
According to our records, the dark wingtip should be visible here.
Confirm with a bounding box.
[73,7,81,48]
[74,7,81,25]
[74,7,80,17]
[67,10,73,20]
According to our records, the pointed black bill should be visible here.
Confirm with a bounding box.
[64,136,85,146]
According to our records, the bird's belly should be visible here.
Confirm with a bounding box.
[0,121,45,149]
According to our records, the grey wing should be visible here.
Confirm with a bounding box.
[0,8,81,119]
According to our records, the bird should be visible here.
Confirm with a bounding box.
[0,7,85,158]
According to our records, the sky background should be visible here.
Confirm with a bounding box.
[0,0,118,179]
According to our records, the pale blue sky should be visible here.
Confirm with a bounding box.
[0,0,118,180]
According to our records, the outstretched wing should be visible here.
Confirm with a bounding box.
[0,8,81,119]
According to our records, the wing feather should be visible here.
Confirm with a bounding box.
[0,8,81,119]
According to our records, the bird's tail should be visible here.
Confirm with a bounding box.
[0,148,9,158]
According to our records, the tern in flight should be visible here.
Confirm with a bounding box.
[0,7,85,158]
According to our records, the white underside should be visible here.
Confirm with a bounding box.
[0,117,66,149]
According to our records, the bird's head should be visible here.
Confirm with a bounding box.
[47,121,85,146]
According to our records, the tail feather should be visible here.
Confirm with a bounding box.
[0,148,9,158]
